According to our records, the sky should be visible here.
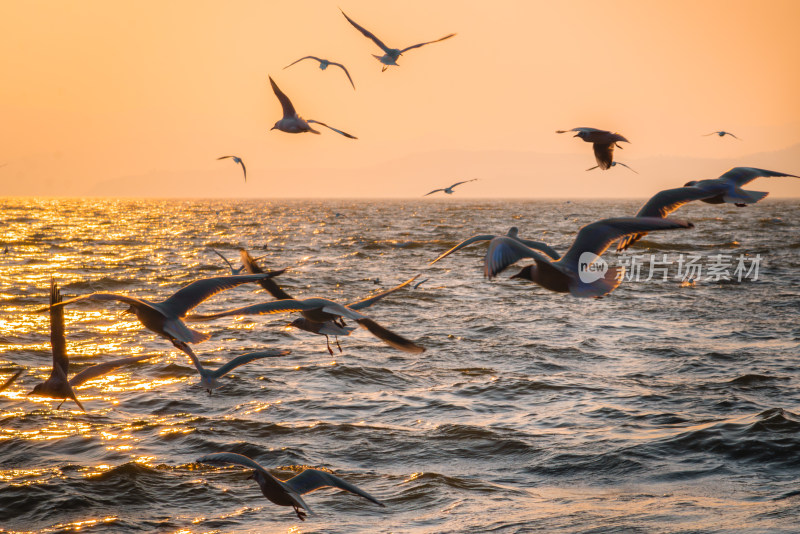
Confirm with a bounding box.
[1,0,799,199]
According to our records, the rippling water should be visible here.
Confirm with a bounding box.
[1,198,798,533]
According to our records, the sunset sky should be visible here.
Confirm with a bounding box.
[1,0,799,198]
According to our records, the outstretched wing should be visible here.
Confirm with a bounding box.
[211,350,291,379]
[160,274,283,317]
[429,234,495,265]
[240,249,294,300]
[187,298,320,321]
[306,120,358,139]
[348,275,419,310]
[515,239,561,260]
[592,142,614,170]
[197,452,270,474]
[484,237,553,280]
[210,248,240,274]
[423,189,444,197]
[69,355,153,387]
[449,178,476,190]
[399,33,457,54]
[716,167,799,187]
[340,10,392,54]
[269,76,296,119]
[356,317,425,354]
[285,468,385,506]
[615,162,638,173]
[561,217,694,269]
[329,62,356,90]
[283,56,322,69]
[616,187,711,251]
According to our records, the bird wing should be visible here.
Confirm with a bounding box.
[285,468,385,506]
[283,56,322,69]
[429,235,496,265]
[0,370,22,393]
[238,160,246,181]
[616,187,712,251]
[515,239,561,260]
[449,179,476,189]
[268,76,296,119]
[187,298,321,320]
[556,127,602,134]
[592,142,615,170]
[44,292,150,313]
[725,132,741,140]
[340,10,392,53]
[615,162,638,173]
[49,280,69,379]
[329,62,356,90]
[197,452,271,474]
[306,120,358,139]
[484,237,553,279]
[356,318,425,354]
[69,355,153,387]
[423,189,444,196]
[211,349,291,379]
[160,274,284,317]
[217,155,235,160]
[348,275,419,310]
[702,132,719,136]
[399,33,457,54]
[561,217,694,270]
[210,248,238,274]
[240,249,294,300]
[717,167,799,187]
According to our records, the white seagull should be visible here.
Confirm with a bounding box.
[28,280,154,411]
[187,296,425,354]
[180,345,290,393]
[617,167,799,251]
[40,273,283,354]
[704,131,740,140]
[217,156,246,181]
[557,127,630,170]
[197,452,385,521]
[429,226,560,266]
[283,56,356,90]
[269,76,357,139]
[341,9,456,72]
[486,217,694,298]
[424,179,477,197]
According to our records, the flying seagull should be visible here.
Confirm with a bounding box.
[181,345,290,393]
[269,76,357,139]
[424,179,477,196]
[586,161,638,173]
[557,127,630,170]
[283,56,356,90]
[40,273,283,354]
[187,295,425,354]
[486,217,694,298]
[217,156,246,181]
[704,131,740,140]
[617,167,799,251]
[28,280,154,411]
[341,9,456,72]
[197,452,385,521]
[429,226,560,266]
[239,250,419,355]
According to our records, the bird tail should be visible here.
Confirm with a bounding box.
[569,266,624,298]
[356,318,425,353]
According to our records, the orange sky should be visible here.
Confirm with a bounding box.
[1,0,799,198]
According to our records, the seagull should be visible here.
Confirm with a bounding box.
[283,56,355,90]
[239,250,419,355]
[424,179,477,196]
[0,370,23,393]
[704,131,740,140]
[557,127,630,170]
[341,9,456,72]
[429,227,560,266]
[196,452,385,521]
[586,161,638,174]
[188,296,425,354]
[486,217,694,298]
[28,280,154,411]
[269,76,357,139]
[180,345,290,393]
[617,167,800,251]
[217,156,246,181]
[40,273,284,355]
